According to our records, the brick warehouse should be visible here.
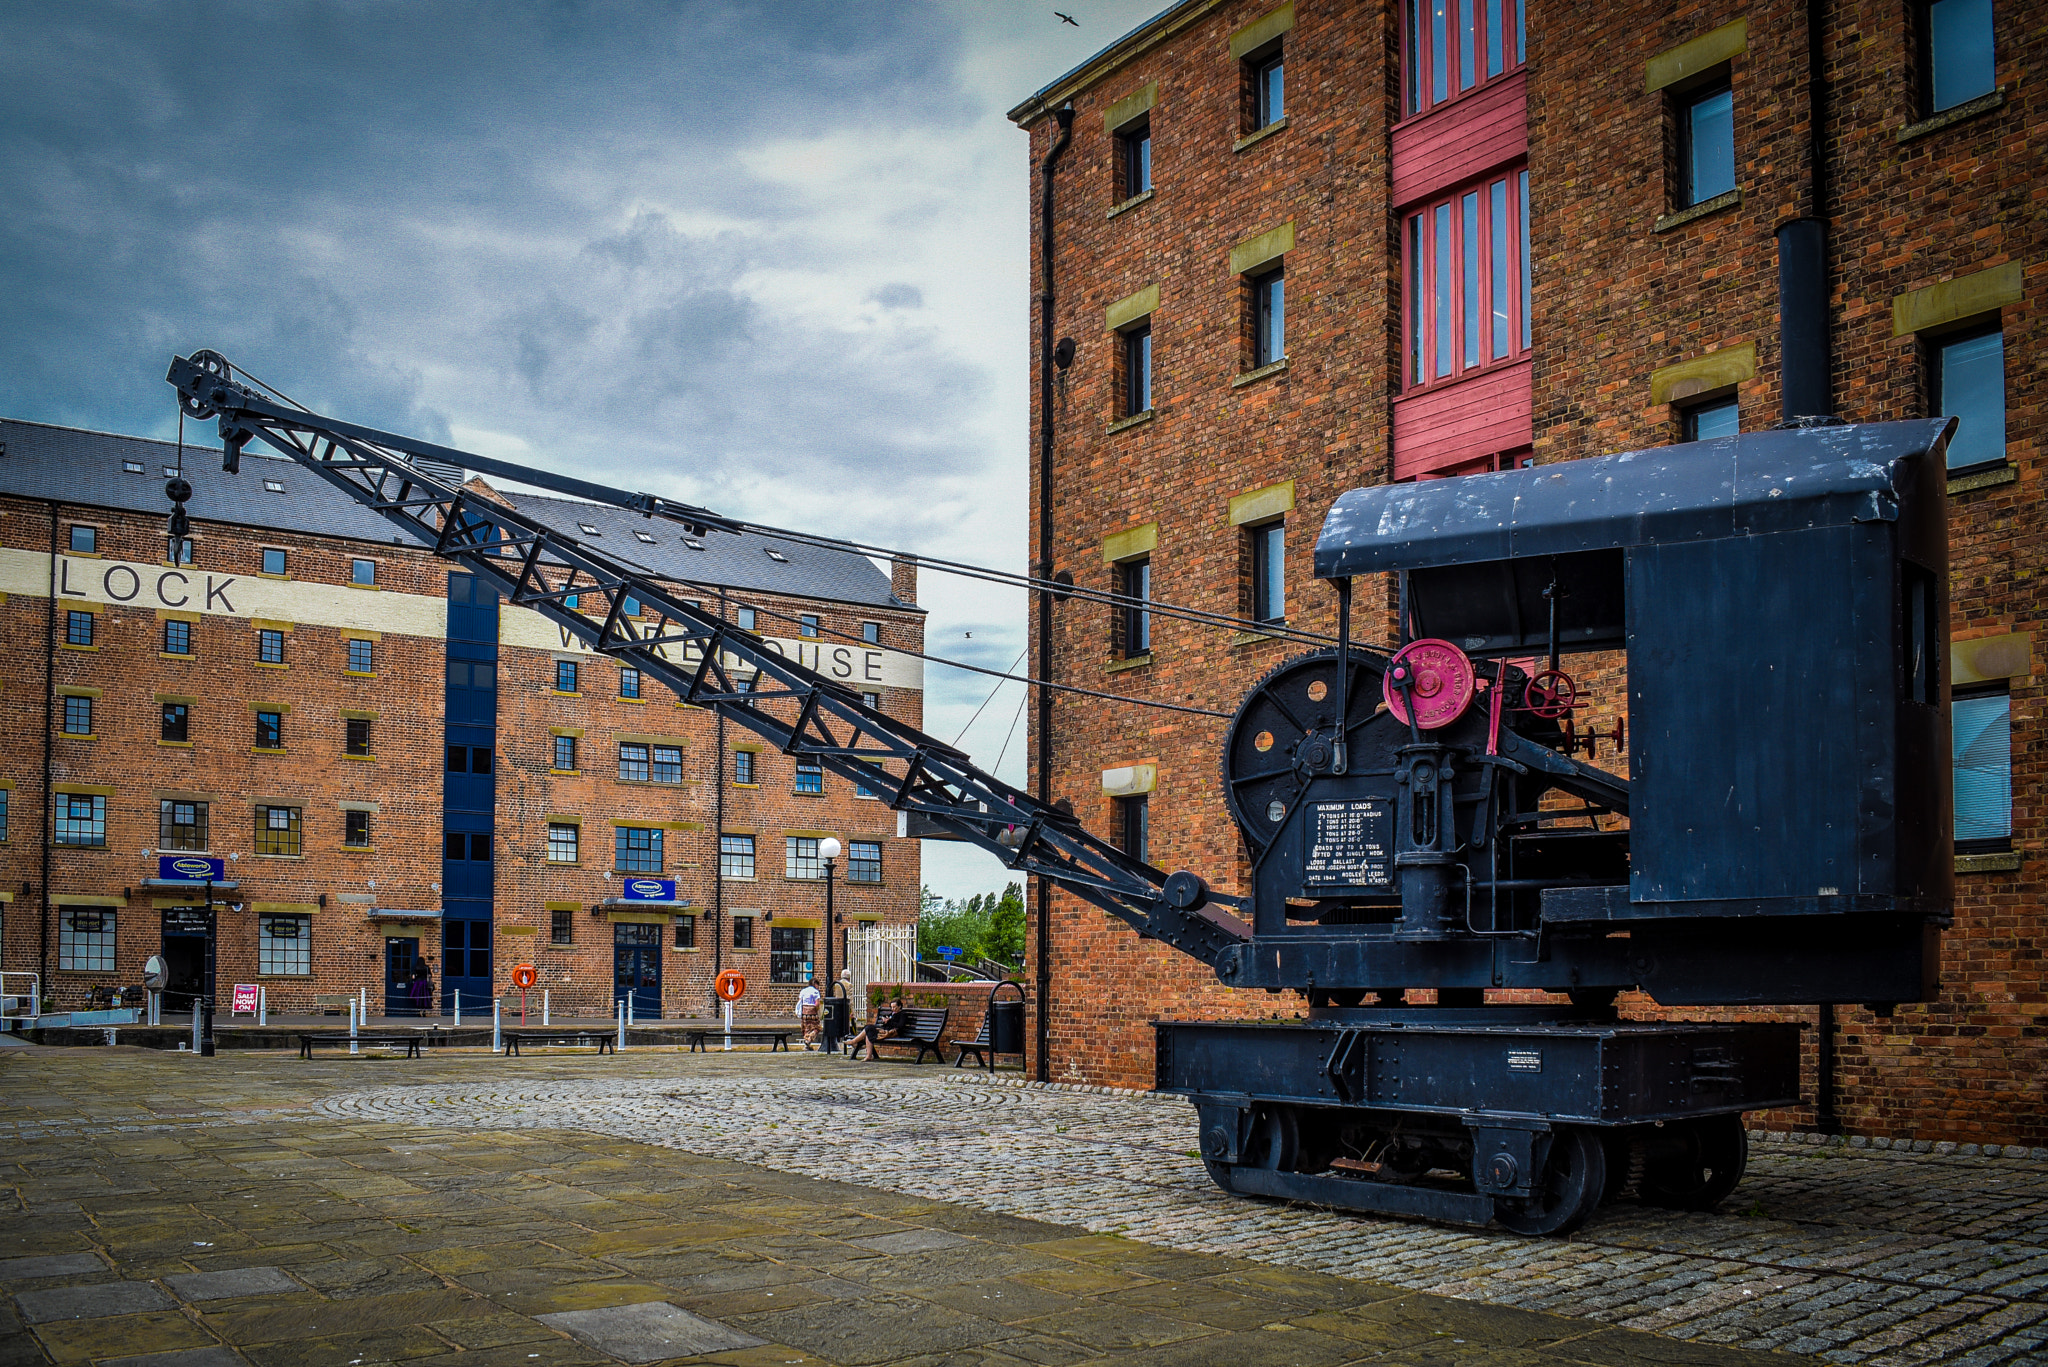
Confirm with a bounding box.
[0,417,924,1021]
[1010,0,2042,1142]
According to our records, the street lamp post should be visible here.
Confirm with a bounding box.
[819,838,841,992]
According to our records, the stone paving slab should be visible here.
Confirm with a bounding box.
[0,1047,2031,1366]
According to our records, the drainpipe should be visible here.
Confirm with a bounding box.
[38,503,57,1001]
[713,590,727,1006]
[1032,104,1074,1083]
[1777,0,1831,422]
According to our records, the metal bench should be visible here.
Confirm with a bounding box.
[684,1029,791,1052]
[502,1031,615,1057]
[298,1032,422,1059]
[863,1007,949,1065]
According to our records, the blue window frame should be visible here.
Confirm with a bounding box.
[1934,327,2006,470]
[163,619,192,655]
[1123,324,1152,416]
[55,794,105,846]
[1953,686,2010,848]
[1683,398,1740,442]
[346,638,374,672]
[616,826,663,872]
[1680,83,1736,207]
[1253,268,1285,367]
[794,760,824,795]
[65,611,94,647]
[555,659,579,692]
[1926,0,1995,114]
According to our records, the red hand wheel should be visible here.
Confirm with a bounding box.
[1522,668,1579,719]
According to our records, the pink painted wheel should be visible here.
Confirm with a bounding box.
[1523,669,1579,719]
[1383,639,1477,730]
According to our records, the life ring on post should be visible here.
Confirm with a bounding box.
[714,970,747,1002]
[511,964,538,990]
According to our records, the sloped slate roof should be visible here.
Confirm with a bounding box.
[0,417,913,611]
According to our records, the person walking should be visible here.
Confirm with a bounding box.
[797,978,823,1050]
[408,965,432,1018]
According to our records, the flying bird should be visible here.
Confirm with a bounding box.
[1055,11,1079,25]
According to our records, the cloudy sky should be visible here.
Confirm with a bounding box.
[0,0,1170,902]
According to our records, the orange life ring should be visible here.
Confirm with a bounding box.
[714,970,747,1002]
[511,964,538,989]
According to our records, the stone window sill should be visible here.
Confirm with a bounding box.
[551,690,581,698]
[254,662,288,671]
[1899,88,2006,143]
[1956,851,2020,874]
[1105,653,1153,674]
[251,747,287,756]
[342,753,376,763]
[341,845,375,853]
[61,644,99,653]
[158,740,192,749]
[1654,188,1742,233]
[1233,357,1290,389]
[1231,629,1282,646]
[1948,464,2015,495]
[160,652,196,662]
[60,732,96,741]
[1107,189,1155,220]
[618,697,647,705]
[1105,409,1155,436]
[344,670,376,678]
[1234,116,1289,153]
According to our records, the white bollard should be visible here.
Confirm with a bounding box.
[191,1001,201,1055]
[349,999,359,1056]
[542,990,550,1026]
[627,993,635,1029]
[492,998,502,1054]
[723,1001,733,1052]
[258,985,267,1028]
[454,989,461,1026]
[360,985,368,1022]
[616,999,626,1051]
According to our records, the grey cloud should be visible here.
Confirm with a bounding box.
[870,283,924,309]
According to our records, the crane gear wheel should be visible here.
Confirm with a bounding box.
[1383,639,1478,730]
[1220,648,1388,855]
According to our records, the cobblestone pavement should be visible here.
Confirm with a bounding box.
[1,1047,2042,1367]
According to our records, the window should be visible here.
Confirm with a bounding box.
[1252,268,1285,367]
[798,614,820,638]
[620,666,642,699]
[619,743,651,782]
[862,621,881,645]
[848,840,883,884]
[445,831,492,861]
[123,460,144,474]
[68,525,96,553]
[351,558,376,586]
[795,760,825,794]
[551,906,574,945]
[263,480,285,494]
[720,834,756,879]
[345,718,372,756]
[1683,398,1740,442]
[651,746,683,784]
[1405,169,1530,387]
[616,825,663,872]
[1925,0,1995,114]
[855,762,884,800]
[1405,0,1524,115]
[1249,521,1285,625]
[0,790,8,843]
[254,805,302,857]
[862,692,882,712]
[634,530,656,544]
[259,914,311,976]
[1121,794,1150,863]
[786,836,823,880]
[161,703,189,743]
[159,799,207,850]
[262,548,287,575]
[65,610,94,647]
[553,734,578,771]
[1679,82,1736,208]
[578,522,601,536]
[170,538,194,566]
[547,822,580,864]
[1954,686,2011,849]
[734,750,755,785]
[163,620,192,655]
[1250,46,1285,129]
[62,696,92,735]
[736,606,757,631]
[1933,327,2006,470]
[764,547,789,563]
[771,926,815,984]
[448,744,492,772]
[59,909,114,972]
[1120,117,1152,197]
[344,809,371,847]
[346,639,374,672]
[556,660,579,693]
[674,916,695,949]
[733,915,755,950]
[55,794,105,846]
[258,628,285,664]
[254,710,283,749]
[1118,557,1151,657]
[1122,324,1153,416]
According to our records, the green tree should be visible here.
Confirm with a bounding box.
[986,882,1025,968]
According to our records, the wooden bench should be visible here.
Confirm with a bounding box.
[313,994,354,1017]
[684,1029,791,1053]
[298,1032,422,1059]
[502,1031,615,1057]
[862,1007,949,1065]
[954,1018,1022,1071]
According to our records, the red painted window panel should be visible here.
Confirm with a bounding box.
[1390,70,1526,208]
[1404,0,1524,118]
[1404,167,1529,391]
[1390,359,1534,481]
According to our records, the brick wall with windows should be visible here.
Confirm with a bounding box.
[1012,0,2045,1142]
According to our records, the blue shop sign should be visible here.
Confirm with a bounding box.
[620,877,676,902]
[158,855,226,882]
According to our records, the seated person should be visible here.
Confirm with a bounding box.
[845,996,914,1059]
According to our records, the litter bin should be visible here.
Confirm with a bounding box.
[821,989,851,1054]
[989,980,1025,1059]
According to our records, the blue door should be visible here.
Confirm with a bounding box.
[613,923,661,1018]
[442,917,492,1013]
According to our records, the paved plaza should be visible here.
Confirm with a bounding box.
[0,1045,2043,1366]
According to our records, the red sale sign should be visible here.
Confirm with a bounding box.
[230,984,259,1016]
